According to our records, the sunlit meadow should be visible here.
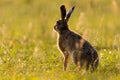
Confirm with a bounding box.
[0,0,120,80]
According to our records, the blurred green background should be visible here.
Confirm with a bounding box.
[0,0,120,80]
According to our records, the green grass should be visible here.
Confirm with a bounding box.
[0,0,120,80]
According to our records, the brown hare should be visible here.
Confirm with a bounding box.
[54,5,99,72]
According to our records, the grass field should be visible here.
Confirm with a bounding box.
[0,0,120,80]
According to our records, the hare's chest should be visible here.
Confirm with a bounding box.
[58,36,74,52]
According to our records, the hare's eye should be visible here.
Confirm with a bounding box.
[57,21,61,25]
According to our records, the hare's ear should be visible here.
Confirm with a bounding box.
[60,5,66,20]
[66,6,75,22]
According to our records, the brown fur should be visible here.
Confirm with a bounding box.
[54,5,99,71]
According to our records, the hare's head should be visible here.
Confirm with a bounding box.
[54,5,75,33]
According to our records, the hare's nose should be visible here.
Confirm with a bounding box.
[54,25,57,30]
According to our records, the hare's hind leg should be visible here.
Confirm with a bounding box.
[72,51,81,70]
[86,62,90,70]
[63,53,70,71]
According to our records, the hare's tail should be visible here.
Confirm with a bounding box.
[92,56,99,71]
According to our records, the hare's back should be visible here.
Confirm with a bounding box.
[68,32,82,42]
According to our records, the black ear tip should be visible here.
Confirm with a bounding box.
[72,6,75,10]
[60,5,65,9]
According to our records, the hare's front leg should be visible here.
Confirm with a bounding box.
[63,53,70,71]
